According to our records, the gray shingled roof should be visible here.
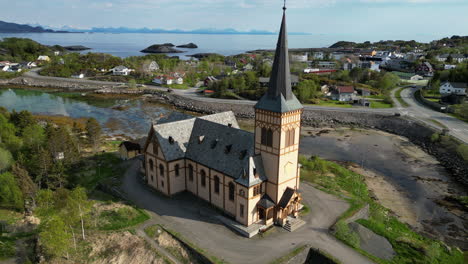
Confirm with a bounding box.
[152,112,239,161]
[257,194,275,208]
[185,118,266,187]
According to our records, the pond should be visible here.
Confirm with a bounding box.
[0,88,188,138]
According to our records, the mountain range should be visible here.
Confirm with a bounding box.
[0,20,309,35]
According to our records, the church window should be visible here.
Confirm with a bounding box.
[149,159,154,171]
[286,129,295,147]
[153,142,158,155]
[253,185,261,196]
[188,164,194,181]
[228,182,235,201]
[159,164,164,177]
[261,127,273,147]
[214,176,220,194]
[201,169,207,187]
[240,204,244,218]
[175,164,180,177]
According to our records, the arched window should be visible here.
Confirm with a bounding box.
[159,164,164,177]
[214,176,220,194]
[149,159,154,171]
[201,169,206,187]
[188,164,194,182]
[228,182,235,201]
[266,129,273,147]
[286,129,295,147]
[261,127,267,145]
[175,164,180,177]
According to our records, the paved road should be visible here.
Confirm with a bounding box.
[121,160,374,264]
[391,87,468,144]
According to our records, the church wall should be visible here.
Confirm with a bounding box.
[168,159,186,195]
[236,185,249,225]
[156,159,169,195]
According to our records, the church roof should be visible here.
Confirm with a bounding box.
[254,7,303,113]
[150,111,266,187]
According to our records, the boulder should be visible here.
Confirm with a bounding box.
[64,45,91,51]
[348,222,396,260]
[176,43,198,48]
[141,44,183,54]
[188,53,224,59]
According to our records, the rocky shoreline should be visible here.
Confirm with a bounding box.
[149,92,468,188]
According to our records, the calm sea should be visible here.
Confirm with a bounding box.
[0,32,443,59]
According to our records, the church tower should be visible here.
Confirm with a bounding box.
[254,4,303,205]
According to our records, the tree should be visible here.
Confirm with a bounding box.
[454,104,468,120]
[446,55,453,64]
[39,215,72,259]
[10,110,35,132]
[21,124,46,150]
[86,118,101,153]
[0,172,23,210]
[296,80,320,103]
[11,164,37,198]
[0,147,13,172]
[128,79,137,89]
[67,187,92,240]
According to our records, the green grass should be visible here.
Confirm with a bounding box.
[300,204,311,216]
[168,84,189,90]
[0,237,16,260]
[299,155,464,264]
[144,224,161,239]
[269,245,307,264]
[370,101,393,108]
[395,88,410,107]
[97,207,150,231]
[311,100,353,108]
[0,209,22,225]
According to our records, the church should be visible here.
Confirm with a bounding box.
[143,5,304,228]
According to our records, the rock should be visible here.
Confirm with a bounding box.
[176,42,198,48]
[348,222,396,260]
[188,53,224,59]
[64,45,91,51]
[141,44,183,54]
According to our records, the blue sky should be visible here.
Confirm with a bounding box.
[1,0,467,37]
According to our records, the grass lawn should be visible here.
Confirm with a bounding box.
[370,101,393,108]
[299,155,464,264]
[97,206,150,231]
[168,84,190,90]
[394,88,410,107]
[309,100,353,108]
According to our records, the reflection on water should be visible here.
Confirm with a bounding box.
[0,88,187,138]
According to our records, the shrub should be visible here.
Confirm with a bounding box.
[430,133,440,143]
[334,221,360,248]
[456,144,468,161]
[0,172,23,210]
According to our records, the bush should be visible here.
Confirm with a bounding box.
[334,221,360,248]
[456,144,468,161]
[0,172,23,210]
[430,133,440,143]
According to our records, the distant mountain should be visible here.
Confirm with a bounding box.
[0,20,72,33]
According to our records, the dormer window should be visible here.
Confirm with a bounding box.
[253,168,258,178]
[211,139,218,149]
[198,135,205,144]
[228,123,232,127]
[239,150,247,160]
[225,144,232,154]
[168,136,175,144]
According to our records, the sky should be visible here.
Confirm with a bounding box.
[1,0,467,38]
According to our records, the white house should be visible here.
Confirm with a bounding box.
[312,52,324,60]
[174,77,183,85]
[37,55,51,62]
[436,54,467,63]
[439,82,467,96]
[444,64,457,70]
[72,73,85,79]
[410,75,424,81]
[291,53,308,62]
[27,62,37,68]
[243,63,254,71]
[331,52,346,60]
[110,65,132,76]
[1,65,10,72]
[144,61,159,72]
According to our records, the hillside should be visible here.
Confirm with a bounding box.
[0,20,69,33]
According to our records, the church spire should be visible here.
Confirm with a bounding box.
[254,2,303,113]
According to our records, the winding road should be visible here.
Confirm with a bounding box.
[20,69,468,143]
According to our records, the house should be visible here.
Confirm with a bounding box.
[204,76,218,87]
[303,69,336,76]
[439,82,467,96]
[331,86,355,102]
[410,75,424,81]
[331,52,346,60]
[243,63,254,71]
[359,88,371,97]
[144,61,159,72]
[0,61,10,67]
[174,77,184,85]
[54,51,60,56]
[37,55,50,62]
[291,53,308,62]
[360,49,377,57]
[153,75,183,85]
[342,62,357,71]
[317,61,336,69]
[143,8,305,232]
[436,54,467,63]
[312,52,324,60]
[258,75,299,87]
[358,61,380,71]
[110,65,132,76]
[415,62,434,77]
[444,64,457,70]
[71,73,85,79]
[225,60,237,69]
[1,65,9,72]
[119,141,141,160]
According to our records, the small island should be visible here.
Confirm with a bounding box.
[141,44,183,54]
[176,43,198,48]
[63,45,91,51]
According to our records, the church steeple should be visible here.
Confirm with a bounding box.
[254,3,302,113]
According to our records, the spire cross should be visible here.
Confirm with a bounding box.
[283,0,287,10]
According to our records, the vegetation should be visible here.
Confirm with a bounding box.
[269,245,308,264]
[395,87,410,107]
[299,155,464,264]
[98,207,149,230]
[0,38,61,62]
